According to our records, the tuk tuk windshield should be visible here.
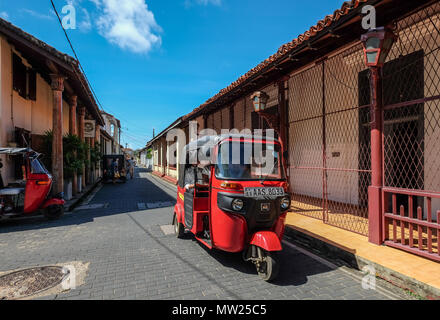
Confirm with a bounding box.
[30,158,49,174]
[215,141,285,181]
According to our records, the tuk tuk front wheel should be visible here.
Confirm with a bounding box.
[173,214,185,239]
[44,205,64,220]
[256,251,279,282]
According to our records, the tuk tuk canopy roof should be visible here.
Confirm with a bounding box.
[0,147,32,155]
[183,134,280,153]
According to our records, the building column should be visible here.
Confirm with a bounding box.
[368,67,384,245]
[69,96,78,196]
[78,106,86,190]
[277,77,290,194]
[95,125,101,178]
[69,96,77,135]
[86,136,91,185]
[50,74,65,196]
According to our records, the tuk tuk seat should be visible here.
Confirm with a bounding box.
[0,188,24,196]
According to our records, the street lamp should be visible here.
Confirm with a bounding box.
[361,26,397,245]
[251,91,269,113]
[360,27,397,67]
[251,90,280,138]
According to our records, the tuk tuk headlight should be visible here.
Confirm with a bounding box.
[231,198,244,211]
[280,197,290,210]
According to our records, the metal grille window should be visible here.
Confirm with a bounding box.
[213,110,222,133]
[288,43,371,236]
[221,107,230,131]
[234,99,245,131]
[381,2,440,260]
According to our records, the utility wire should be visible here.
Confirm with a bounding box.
[50,0,105,112]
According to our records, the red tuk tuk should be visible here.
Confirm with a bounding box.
[0,148,65,220]
[173,134,290,281]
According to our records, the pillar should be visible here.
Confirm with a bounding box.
[69,96,77,135]
[368,67,384,245]
[50,74,65,196]
[78,106,86,190]
[69,96,78,196]
[95,125,101,178]
[277,77,290,194]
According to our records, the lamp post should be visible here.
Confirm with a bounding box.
[251,91,280,136]
[360,27,397,245]
[251,89,290,191]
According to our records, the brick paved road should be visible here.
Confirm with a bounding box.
[0,168,404,300]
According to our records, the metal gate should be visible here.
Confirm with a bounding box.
[288,43,371,236]
[381,2,440,260]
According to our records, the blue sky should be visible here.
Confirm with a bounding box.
[0,0,343,149]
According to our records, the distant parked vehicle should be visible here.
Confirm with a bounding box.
[0,148,65,220]
[102,155,127,184]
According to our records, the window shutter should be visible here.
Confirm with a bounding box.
[28,69,37,101]
[13,54,26,99]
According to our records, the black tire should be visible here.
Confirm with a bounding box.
[257,251,279,282]
[173,214,185,239]
[44,205,64,220]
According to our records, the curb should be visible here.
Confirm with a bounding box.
[148,171,437,299]
[65,178,102,212]
[284,226,440,300]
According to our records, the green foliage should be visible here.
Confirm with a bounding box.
[63,133,85,179]
[146,148,153,159]
[90,143,102,166]
[41,130,90,179]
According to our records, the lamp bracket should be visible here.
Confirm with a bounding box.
[256,111,280,136]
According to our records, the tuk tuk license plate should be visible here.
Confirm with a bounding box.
[244,187,284,198]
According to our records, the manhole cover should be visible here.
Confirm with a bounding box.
[0,266,67,300]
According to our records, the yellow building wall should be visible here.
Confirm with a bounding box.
[0,36,75,185]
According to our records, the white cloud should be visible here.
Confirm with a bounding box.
[21,9,55,20]
[92,0,162,54]
[0,11,8,20]
[79,8,92,32]
[184,0,222,7]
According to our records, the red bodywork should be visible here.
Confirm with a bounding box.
[24,171,53,214]
[175,137,289,254]
[1,154,65,216]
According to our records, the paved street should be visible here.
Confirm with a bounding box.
[0,168,402,300]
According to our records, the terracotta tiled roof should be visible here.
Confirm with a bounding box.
[184,0,368,120]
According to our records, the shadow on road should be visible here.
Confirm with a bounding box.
[179,230,333,287]
[0,168,175,233]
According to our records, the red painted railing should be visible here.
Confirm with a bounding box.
[383,187,440,262]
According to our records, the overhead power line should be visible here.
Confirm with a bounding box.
[50,0,105,112]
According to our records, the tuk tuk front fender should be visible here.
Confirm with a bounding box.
[42,198,65,209]
[250,231,282,252]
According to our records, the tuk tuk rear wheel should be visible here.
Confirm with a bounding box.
[44,205,64,220]
[173,214,185,239]
[257,251,279,282]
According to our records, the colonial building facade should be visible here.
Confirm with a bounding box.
[148,0,440,262]
[0,18,104,198]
